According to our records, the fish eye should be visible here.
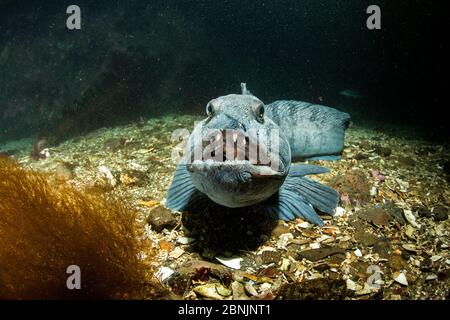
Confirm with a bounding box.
[255,103,265,123]
[206,102,215,117]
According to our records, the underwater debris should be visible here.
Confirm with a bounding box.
[147,205,178,232]
[328,170,371,206]
[277,278,349,300]
[30,133,48,160]
[0,157,168,299]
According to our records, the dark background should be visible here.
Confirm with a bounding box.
[0,0,447,143]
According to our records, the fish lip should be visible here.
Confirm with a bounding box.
[186,159,286,178]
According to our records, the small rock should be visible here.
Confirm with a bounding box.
[259,250,282,265]
[271,221,290,237]
[397,156,416,167]
[298,246,344,262]
[387,206,406,225]
[194,283,231,299]
[277,278,348,300]
[354,152,369,160]
[244,283,258,297]
[432,206,448,221]
[373,238,392,259]
[231,281,249,300]
[147,206,178,232]
[355,229,378,246]
[358,208,391,227]
[413,205,432,218]
[359,140,372,150]
[374,145,392,157]
[389,255,407,271]
[420,257,433,272]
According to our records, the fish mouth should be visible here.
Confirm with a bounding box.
[186,129,286,177]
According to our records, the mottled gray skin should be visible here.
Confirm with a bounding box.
[184,94,292,207]
[265,100,351,160]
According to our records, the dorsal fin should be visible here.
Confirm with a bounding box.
[241,83,253,95]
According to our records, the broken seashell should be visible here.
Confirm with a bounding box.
[193,283,231,299]
[393,271,408,286]
[215,256,243,270]
[403,210,421,228]
[155,267,174,282]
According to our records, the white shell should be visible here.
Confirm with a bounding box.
[393,272,408,286]
[155,267,174,282]
[215,256,243,270]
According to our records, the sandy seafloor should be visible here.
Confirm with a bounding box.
[1,114,449,300]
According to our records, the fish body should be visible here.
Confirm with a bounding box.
[166,84,350,225]
[339,89,364,99]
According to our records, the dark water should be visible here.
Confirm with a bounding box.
[0,0,447,143]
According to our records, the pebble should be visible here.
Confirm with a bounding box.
[194,283,231,299]
[231,281,249,300]
[147,206,178,232]
[432,206,448,221]
[244,283,258,297]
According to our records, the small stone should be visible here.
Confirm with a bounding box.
[194,283,231,299]
[389,255,407,271]
[387,206,406,225]
[373,238,392,259]
[420,257,433,272]
[413,205,432,218]
[231,281,249,300]
[244,283,258,297]
[358,208,391,227]
[432,206,448,221]
[374,145,392,157]
[271,221,290,237]
[298,246,344,262]
[259,250,282,265]
[359,140,372,150]
[397,156,416,167]
[355,229,378,246]
[147,206,178,232]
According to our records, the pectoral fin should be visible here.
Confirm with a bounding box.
[165,164,206,211]
[263,164,339,226]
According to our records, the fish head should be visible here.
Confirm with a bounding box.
[184,94,291,207]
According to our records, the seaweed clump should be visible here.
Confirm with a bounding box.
[0,157,168,299]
